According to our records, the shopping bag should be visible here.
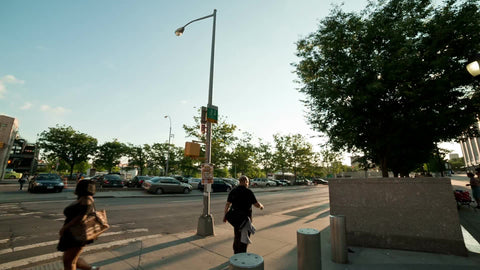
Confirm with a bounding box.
[70,208,109,242]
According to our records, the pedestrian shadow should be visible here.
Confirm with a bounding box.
[93,234,200,267]
[306,209,331,223]
[137,235,232,270]
[261,203,330,231]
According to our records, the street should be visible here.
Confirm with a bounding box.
[0,185,329,269]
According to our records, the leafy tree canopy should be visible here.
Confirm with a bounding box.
[294,0,480,177]
[38,125,97,178]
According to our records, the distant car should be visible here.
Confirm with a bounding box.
[251,178,276,187]
[295,179,313,185]
[188,178,202,189]
[28,173,64,193]
[170,175,188,183]
[143,177,192,194]
[222,178,239,188]
[96,174,125,188]
[127,176,152,188]
[198,178,232,192]
[278,179,292,186]
[4,169,23,179]
[273,180,287,186]
[313,178,328,185]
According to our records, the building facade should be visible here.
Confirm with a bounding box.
[459,120,480,170]
[0,115,19,179]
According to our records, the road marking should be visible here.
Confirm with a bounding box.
[0,233,163,270]
[0,228,149,255]
[19,212,43,216]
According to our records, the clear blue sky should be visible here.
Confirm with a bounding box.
[0,0,461,162]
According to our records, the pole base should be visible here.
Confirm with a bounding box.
[197,214,215,237]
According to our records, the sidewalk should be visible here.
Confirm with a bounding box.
[30,198,480,270]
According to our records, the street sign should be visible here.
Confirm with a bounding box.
[206,105,218,123]
[201,163,214,184]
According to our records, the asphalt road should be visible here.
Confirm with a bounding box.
[0,185,328,268]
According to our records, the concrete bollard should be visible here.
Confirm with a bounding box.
[330,215,347,264]
[297,228,321,270]
[229,252,264,270]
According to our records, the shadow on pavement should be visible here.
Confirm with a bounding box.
[458,207,480,246]
[94,235,200,267]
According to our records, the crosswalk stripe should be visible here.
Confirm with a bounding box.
[0,233,163,270]
[0,228,149,255]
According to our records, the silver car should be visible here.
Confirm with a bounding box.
[143,177,192,194]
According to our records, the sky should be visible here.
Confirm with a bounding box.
[0,0,462,165]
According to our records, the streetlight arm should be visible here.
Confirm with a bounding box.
[182,13,214,28]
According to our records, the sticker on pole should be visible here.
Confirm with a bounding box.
[201,163,214,184]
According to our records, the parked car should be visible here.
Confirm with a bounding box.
[4,169,23,179]
[313,178,328,185]
[126,176,152,188]
[273,180,287,186]
[251,178,276,187]
[222,178,239,188]
[28,173,64,193]
[143,177,192,194]
[198,178,232,192]
[295,179,313,185]
[188,178,202,189]
[170,175,188,183]
[278,179,292,186]
[96,174,125,188]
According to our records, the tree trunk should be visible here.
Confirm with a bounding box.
[381,157,389,177]
[69,163,75,180]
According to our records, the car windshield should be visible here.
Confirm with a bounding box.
[36,174,60,181]
[104,174,122,180]
[138,176,152,180]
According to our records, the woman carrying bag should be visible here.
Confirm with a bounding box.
[57,179,102,270]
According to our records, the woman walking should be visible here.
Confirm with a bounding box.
[57,179,100,270]
[223,175,264,254]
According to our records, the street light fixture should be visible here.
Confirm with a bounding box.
[467,59,480,77]
[175,9,217,237]
[164,115,172,176]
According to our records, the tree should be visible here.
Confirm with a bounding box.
[126,144,148,176]
[274,134,316,181]
[184,115,237,175]
[449,157,465,171]
[294,0,480,177]
[38,125,97,179]
[94,140,127,173]
[145,143,169,175]
[230,132,259,176]
[255,139,275,178]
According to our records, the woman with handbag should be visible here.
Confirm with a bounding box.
[223,175,264,254]
[57,179,100,270]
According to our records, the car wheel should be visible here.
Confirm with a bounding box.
[56,188,62,193]
[266,184,270,187]
[226,187,231,192]
[183,188,191,194]
[156,188,163,194]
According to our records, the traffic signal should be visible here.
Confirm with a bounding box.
[7,159,12,164]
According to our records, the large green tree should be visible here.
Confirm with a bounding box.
[94,139,127,173]
[126,144,148,176]
[38,125,97,178]
[295,0,480,177]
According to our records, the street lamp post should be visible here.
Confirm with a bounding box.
[164,115,172,176]
[175,9,217,237]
